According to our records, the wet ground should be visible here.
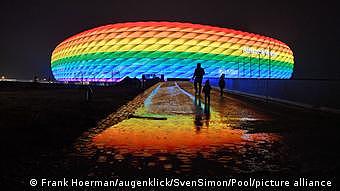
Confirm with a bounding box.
[2,81,339,189]
[67,81,338,177]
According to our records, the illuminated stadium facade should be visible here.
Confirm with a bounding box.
[51,22,294,82]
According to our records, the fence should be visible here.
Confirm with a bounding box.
[209,78,340,113]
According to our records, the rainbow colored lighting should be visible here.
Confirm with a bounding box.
[51,22,294,81]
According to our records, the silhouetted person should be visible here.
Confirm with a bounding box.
[218,74,225,96]
[202,80,211,113]
[192,63,205,96]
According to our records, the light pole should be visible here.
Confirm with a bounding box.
[238,60,240,78]
[269,45,272,79]
[249,55,252,78]
[258,53,261,78]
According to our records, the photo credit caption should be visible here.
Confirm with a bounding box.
[29,177,334,189]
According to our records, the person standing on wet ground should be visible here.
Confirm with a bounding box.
[192,63,205,96]
[202,79,211,113]
[218,74,226,96]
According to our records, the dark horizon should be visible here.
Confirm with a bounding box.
[1,0,339,80]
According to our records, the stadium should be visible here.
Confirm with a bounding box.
[51,22,294,82]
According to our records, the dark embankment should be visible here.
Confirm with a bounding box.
[0,79,158,184]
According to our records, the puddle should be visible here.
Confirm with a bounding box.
[86,82,284,174]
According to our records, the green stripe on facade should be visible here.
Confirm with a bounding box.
[51,51,293,67]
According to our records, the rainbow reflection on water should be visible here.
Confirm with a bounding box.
[90,82,281,174]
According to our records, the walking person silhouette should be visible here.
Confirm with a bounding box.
[192,63,205,96]
[218,74,225,96]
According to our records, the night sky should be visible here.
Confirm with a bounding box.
[1,0,339,80]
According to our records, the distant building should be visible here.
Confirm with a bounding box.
[51,22,294,82]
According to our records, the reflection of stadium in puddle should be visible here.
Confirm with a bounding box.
[92,82,281,172]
